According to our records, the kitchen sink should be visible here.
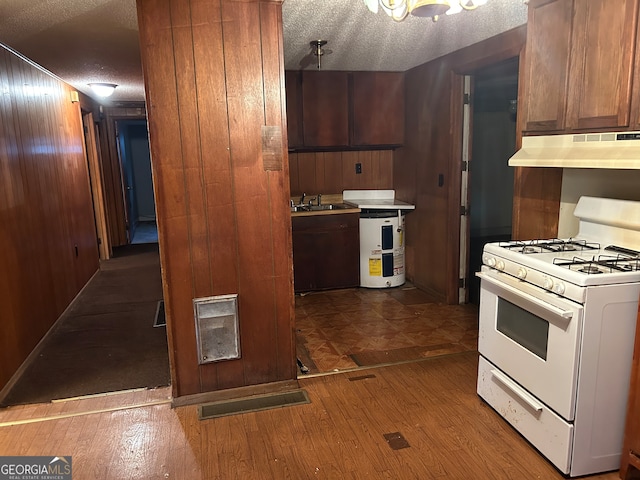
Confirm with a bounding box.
[290,203,351,212]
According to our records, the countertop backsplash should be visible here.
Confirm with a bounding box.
[558,168,640,238]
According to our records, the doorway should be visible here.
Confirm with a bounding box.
[116,120,157,244]
[466,57,519,305]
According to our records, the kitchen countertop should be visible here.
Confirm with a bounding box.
[291,206,361,218]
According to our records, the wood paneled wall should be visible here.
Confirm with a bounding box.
[398,26,529,304]
[289,150,394,196]
[137,0,295,398]
[0,44,99,391]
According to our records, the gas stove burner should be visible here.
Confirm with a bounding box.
[579,265,603,274]
[522,246,539,254]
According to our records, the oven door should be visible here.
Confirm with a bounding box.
[477,267,583,421]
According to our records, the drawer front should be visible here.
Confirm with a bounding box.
[477,356,573,474]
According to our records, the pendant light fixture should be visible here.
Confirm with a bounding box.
[364,0,488,22]
[311,40,328,69]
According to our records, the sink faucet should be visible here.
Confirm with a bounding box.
[317,194,322,206]
[299,192,306,205]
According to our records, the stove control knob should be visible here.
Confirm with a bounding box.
[543,277,554,291]
[553,282,565,295]
[484,256,496,268]
[517,268,527,279]
[496,260,505,271]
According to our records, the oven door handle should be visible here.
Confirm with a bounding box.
[476,272,574,320]
[490,368,544,413]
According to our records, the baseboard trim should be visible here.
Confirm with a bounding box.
[171,379,300,409]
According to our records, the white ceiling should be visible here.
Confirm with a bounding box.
[0,0,527,105]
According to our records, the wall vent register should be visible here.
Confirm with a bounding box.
[193,294,240,364]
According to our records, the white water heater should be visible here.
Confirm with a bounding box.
[343,190,415,289]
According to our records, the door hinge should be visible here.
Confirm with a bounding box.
[458,278,466,288]
[461,160,469,172]
[460,205,469,216]
[463,93,472,105]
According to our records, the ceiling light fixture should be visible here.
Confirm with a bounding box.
[363,0,488,22]
[88,83,117,98]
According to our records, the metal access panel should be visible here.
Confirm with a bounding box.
[193,294,240,364]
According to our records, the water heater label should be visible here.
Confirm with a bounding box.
[368,258,382,276]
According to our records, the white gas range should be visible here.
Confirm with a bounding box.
[477,196,640,477]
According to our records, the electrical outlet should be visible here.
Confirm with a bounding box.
[355,163,362,174]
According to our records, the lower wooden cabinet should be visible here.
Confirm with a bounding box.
[621,300,640,479]
[292,213,360,293]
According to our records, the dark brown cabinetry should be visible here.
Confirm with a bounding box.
[285,70,404,149]
[302,71,350,148]
[351,72,405,146]
[521,0,639,133]
[285,70,304,149]
[620,301,640,479]
[292,213,359,292]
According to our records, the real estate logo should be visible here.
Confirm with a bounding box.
[0,456,72,480]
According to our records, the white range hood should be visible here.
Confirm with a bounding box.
[509,131,640,169]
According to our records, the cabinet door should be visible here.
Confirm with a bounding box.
[620,302,640,479]
[292,214,359,292]
[566,0,638,130]
[285,71,303,149]
[520,0,573,132]
[351,72,405,146]
[314,215,359,290]
[302,71,349,147]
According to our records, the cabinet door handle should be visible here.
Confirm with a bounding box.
[490,368,543,413]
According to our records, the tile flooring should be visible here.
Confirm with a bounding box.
[295,283,479,375]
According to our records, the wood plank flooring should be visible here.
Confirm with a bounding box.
[0,353,624,479]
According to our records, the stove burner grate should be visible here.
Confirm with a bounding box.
[499,238,600,254]
[553,254,640,274]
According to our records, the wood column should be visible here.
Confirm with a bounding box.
[136,0,295,397]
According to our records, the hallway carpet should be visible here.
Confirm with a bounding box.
[0,243,170,406]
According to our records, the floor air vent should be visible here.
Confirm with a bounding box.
[198,389,310,420]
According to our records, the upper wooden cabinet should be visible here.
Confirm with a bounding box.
[302,71,350,148]
[351,72,405,146]
[520,0,572,132]
[521,0,639,133]
[285,70,304,149]
[285,70,404,149]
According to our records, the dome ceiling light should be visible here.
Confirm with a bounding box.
[88,83,118,98]
[363,0,488,22]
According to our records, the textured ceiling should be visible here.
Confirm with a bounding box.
[0,0,527,105]
[283,0,527,71]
